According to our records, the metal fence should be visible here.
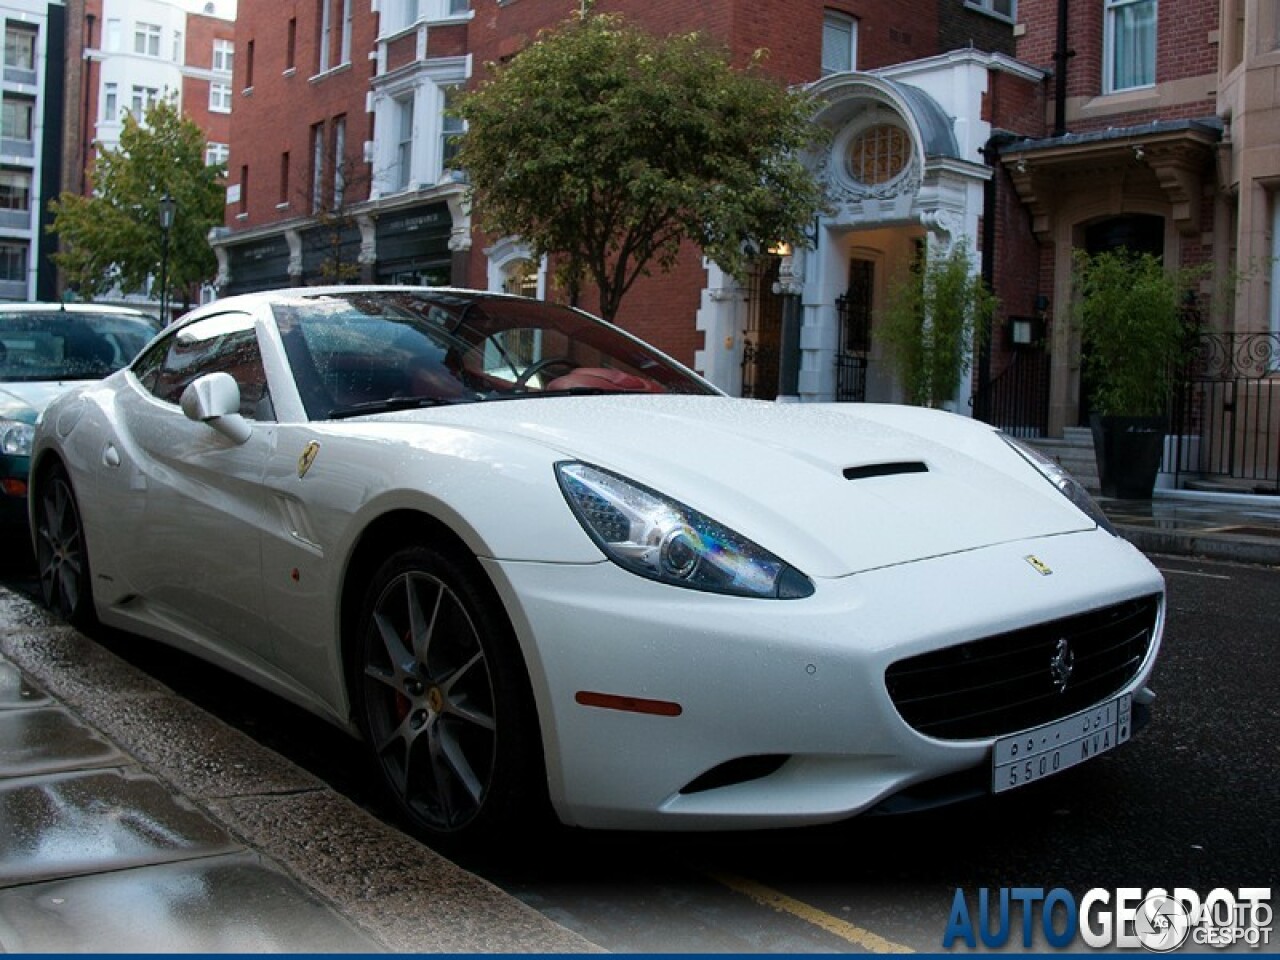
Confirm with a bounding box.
[1168,332,1280,493]
[971,348,1051,439]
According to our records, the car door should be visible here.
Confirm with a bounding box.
[118,311,281,668]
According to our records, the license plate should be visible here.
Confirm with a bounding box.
[992,694,1132,793]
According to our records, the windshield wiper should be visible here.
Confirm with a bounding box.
[325,395,477,419]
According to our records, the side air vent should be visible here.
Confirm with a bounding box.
[843,462,929,481]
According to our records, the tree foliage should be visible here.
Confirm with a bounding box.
[879,238,996,409]
[48,98,225,308]
[452,13,827,322]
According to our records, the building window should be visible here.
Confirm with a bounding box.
[239,164,249,215]
[847,124,910,185]
[965,0,1015,19]
[399,0,420,31]
[441,86,463,172]
[105,19,121,52]
[0,241,27,283]
[205,141,229,167]
[130,85,160,119]
[280,151,290,205]
[822,11,857,76]
[134,22,162,57]
[311,121,325,210]
[332,115,347,207]
[317,0,332,73]
[245,39,255,87]
[449,0,469,13]
[340,0,353,64]
[0,170,31,211]
[1105,0,1156,92]
[210,82,232,113]
[1,97,34,141]
[172,30,183,64]
[503,259,538,297]
[103,83,119,121]
[396,95,414,190]
[4,25,37,70]
[213,38,234,73]
[1271,195,1280,342]
[286,19,297,71]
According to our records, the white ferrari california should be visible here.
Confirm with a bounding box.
[29,286,1164,847]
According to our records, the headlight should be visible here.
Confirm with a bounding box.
[0,418,34,457]
[1001,434,1117,536]
[556,462,814,599]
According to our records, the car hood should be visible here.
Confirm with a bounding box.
[382,395,1096,577]
[0,380,77,423]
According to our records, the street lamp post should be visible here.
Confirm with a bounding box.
[158,193,176,324]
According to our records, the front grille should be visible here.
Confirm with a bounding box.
[884,594,1160,740]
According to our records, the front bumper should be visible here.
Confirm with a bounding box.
[483,527,1164,831]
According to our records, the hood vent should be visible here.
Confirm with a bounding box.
[843,461,929,481]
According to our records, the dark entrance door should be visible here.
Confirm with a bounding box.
[741,258,783,400]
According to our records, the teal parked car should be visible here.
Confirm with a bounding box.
[1,303,160,539]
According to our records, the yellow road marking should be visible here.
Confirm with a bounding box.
[709,872,915,953]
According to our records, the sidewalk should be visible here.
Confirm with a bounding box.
[0,589,599,954]
[1,490,1276,952]
[1100,489,1280,566]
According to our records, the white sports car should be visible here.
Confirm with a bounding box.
[29,286,1164,847]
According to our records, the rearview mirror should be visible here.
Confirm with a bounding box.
[180,372,252,444]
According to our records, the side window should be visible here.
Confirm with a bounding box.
[133,313,273,420]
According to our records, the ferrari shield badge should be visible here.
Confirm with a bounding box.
[1024,555,1053,576]
[297,441,320,478]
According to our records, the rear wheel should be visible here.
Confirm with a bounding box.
[33,463,97,629]
[354,545,545,849]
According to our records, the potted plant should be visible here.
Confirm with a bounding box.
[880,238,996,410]
[1074,248,1200,499]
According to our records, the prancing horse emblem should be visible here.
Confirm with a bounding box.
[297,441,320,478]
[1050,637,1074,692]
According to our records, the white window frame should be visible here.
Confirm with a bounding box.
[172,30,183,64]
[340,0,353,64]
[318,0,333,73]
[130,85,160,119]
[4,25,37,70]
[312,122,326,211]
[134,22,161,57]
[103,83,118,122]
[440,85,463,174]
[213,38,234,73]
[395,95,415,190]
[209,82,232,113]
[0,241,27,283]
[332,115,347,207]
[0,170,32,211]
[965,0,1015,20]
[205,141,229,167]
[821,11,857,76]
[105,19,121,52]
[1104,0,1157,93]
[1,97,34,141]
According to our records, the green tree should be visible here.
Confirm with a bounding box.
[452,12,827,322]
[879,238,997,409]
[48,98,224,311]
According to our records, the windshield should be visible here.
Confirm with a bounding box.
[0,309,160,383]
[272,290,718,420]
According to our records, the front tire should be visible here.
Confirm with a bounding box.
[354,545,545,849]
[33,463,97,629]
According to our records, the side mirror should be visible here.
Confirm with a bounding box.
[180,372,252,444]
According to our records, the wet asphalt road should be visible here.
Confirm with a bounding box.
[3,548,1277,953]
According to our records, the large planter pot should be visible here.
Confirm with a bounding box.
[1089,414,1167,500]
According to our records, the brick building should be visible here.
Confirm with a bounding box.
[210,0,1249,461]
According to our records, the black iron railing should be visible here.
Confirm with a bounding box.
[1169,333,1280,492]
[971,349,1051,438]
